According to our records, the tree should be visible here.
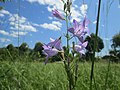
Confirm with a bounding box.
[30,42,44,61]
[85,33,104,60]
[111,32,120,49]
[19,42,29,52]
[19,42,29,56]
[108,32,120,62]
[7,44,14,51]
[6,44,18,60]
[34,42,43,55]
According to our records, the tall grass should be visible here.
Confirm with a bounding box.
[0,61,120,90]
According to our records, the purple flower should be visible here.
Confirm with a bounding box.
[42,37,62,64]
[68,17,90,42]
[81,16,90,30]
[74,41,88,55]
[52,9,65,20]
[42,45,59,64]
[47,37,62,50]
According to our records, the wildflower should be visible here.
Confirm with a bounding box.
[68,17,90,42]
[74,41,88,55]
[42,44,59,64]
[52,9,65,20]
[47,37,62,50]
[81,16,90,30]
[42,37,62,64]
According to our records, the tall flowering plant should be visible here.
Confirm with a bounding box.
[42,0,90,89]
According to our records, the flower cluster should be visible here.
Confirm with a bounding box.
[42,9,90,64]
[68,17,90,55]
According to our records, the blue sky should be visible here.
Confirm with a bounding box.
[0,0,120,56]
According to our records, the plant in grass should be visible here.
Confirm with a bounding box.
[42,0,90,89]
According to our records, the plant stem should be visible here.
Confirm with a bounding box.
[90,0,101,90]
[65,12,69,54]
[61,52,72,90]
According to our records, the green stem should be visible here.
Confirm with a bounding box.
[61,53,73,90]
[65,12,69,54]
[90,0,101,90]
[65,12,73,90]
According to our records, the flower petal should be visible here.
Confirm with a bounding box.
[68,27,74,34]
[73,19,79,29]
[79,50,85,55]
[47,37,62,50]
[52,9,65,20]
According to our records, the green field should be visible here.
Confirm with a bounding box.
[0,61,120,90]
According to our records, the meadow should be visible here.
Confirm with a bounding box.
[0,61,120,90]
[0,0,120,90]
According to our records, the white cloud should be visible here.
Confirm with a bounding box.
[26,0,88,22]
[11,24,37,32]
[48,16,53,20]
[0,38,11,42]
[52,21,62,27]
[0,14,4,17]
[74,5,78,8]
[71,7,82,22]
[32,23,40,27]
[9,14,37,32]
[27,0,63,10]
[0,30,27,38]
[80,4,88,16]
[0,10,10,17]
[0,9,10,15]
[0,10,37,38]
[10,31,28,37]
[0,30,9,36]
[93,20,97,24]
[40,21,62,31]
[47,6,53,12]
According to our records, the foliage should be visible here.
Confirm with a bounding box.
[105,32,120,63]
[6,44,18,60]
[85,33,104,61]
[112,32,120,49]
[85,33,104,53]
[34,42,43,56]
[19,42,29,52]
[0,61,120,90]
[0,48,8,61]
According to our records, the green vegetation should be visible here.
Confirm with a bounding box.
[103,32,120,63]
[0,61,120,90]
[0,1,120,89]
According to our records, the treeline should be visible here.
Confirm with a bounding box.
[0,42,44,61]
[0,33,120,63]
